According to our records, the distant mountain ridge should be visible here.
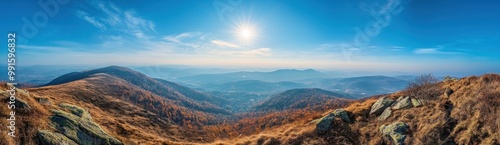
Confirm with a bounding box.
[254,88,354,111]
[178,69,327,85]
[304,75,408,98]
[200,80,307,92]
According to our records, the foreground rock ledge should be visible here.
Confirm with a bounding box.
[38,103,123,145]
[380,122,409,145]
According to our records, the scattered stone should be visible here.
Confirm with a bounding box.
[392,96,413,110]
[15,97,32,110]
[378,107,392,121]
[380,122,409,145]
[37,129,78,145]
[35,97,52,105]
[332,109,351,123]
[443,76,459,83]
[444,87,453,98]
[410,98,423,107]
[315,113,335,133]
[370,97,395,115]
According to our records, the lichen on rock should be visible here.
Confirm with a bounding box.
[380,122,409,145]
[370,97,394,115]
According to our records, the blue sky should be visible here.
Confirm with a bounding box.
[2,0,500,74]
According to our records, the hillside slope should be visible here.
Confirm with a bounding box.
[254,88,354,111]
[0,73,232,144]
[46,66,230,115]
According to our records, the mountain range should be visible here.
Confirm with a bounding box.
[177,69,327,85]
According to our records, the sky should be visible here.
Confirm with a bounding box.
[2,0,500,75]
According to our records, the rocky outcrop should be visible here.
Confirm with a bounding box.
[380,122,409,145]
[332,109,351,123]
[35,97,52,105]
[410,98,423,107]
[43,103,123,145]
[378,107,392,121]
[444,87,453,98]
[315,108,352,132]
[372,96,425,121]
[15,97,32,110]
[37,130,78,145]
[370,97,394,115]
[315,113,336,133]
[443,76,459,83]
[392,96,412,110]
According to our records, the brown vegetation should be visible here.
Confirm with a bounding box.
[403,74,442,101]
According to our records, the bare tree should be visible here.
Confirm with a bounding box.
[404,74,441,101]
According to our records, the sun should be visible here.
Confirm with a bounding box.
[236,24,257,44]
[240,27,254,39]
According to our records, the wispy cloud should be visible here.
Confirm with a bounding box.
[414,48,462,54]
[75,1,156,39]
[214,48,272,56]
[211,40,240,48]
[390,46,405,51]
[163,32,202,43]
[75,10,106,30]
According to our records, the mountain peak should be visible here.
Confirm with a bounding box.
[45,65,142,86]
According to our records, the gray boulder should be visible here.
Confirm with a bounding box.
[378,107,392,121]
[35,97,52,105]
[315,113,335,133]
[443,76,458,82]
[444,87,453,98]
[370,97,395,115]
[392,96,412,110]
[380,122,409,145]
[15,97,32,110]
[410,98,423,107]
[332,109,350,123]
[37,130,78,145]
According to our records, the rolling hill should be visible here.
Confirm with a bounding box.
[315,76,408,98]
[254,88,354,111]
[200,80,307,92]
[45,66,230,115]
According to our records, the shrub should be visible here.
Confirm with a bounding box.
[404,74,442,101]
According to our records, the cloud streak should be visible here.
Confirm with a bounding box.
[75,10,106,30]
[163,32,202,43]
[75,1,156,39]
[413,48,463,54]
[214,48,272,56]
[211,40,240,48]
